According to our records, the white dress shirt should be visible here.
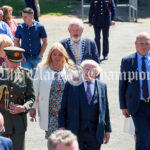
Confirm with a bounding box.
[70,38,82,61]
[83,79,95,96]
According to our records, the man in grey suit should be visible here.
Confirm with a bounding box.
[119,32,150,150]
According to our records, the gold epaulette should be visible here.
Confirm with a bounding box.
[0,66,3,74]
[19,66,30,72]
[0,85,9,109]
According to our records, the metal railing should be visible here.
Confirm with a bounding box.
[81,0,138,22]
[117,0,138,22]
[81,0,90,20]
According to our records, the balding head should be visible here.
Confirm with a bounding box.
[0,113,4,131]
[0,10,4,21]
[136,32,150,42]
[135,32,150,56]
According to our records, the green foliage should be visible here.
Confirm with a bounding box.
[39,0,80,15]
[0,0,80,16]
[0,0,25,16]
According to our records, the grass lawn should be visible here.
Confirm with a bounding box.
[0,0,80,16]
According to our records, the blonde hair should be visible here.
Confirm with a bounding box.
[1,5,13,23]
[0,34,13,52]
[40,42,71,67]
[47,130,79,150]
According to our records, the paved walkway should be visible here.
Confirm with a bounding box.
[20,16,150,150]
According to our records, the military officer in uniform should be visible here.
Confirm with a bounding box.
[0,46,35,150]
[89,0,116,60]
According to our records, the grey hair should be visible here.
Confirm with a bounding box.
[68,18,84,29]
[47,130,79,150]
[81,59,101,73]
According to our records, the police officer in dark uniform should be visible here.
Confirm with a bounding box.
[89,0,116,60]
[0,46,35,150]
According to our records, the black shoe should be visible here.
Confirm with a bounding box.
[103,56,108,60]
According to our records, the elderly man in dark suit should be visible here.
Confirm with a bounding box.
[89,0,116,60]
[59,59,111,150]
[0,113,13,150]
[119,32,150,150]
[61,18,100,65]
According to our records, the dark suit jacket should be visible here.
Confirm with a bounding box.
[119,52,140,115]
[58,80,111,144]
[61,38,100,64]
[0,136,13,150]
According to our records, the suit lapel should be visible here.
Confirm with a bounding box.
[81,38,86,61]
[132,53,138,72]
[67,38,76,63]
[95,80,103,116]
[132,53,140,88]
[79,83,87,101]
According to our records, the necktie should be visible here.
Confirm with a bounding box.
[74,42,79,59]
[86,82,92,104]
[142,56,149,99]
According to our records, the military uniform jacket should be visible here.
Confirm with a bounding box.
[0,64,35,134]
[89,0,116,27]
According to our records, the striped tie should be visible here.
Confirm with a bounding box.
[74,42,79,59]
[86,82,92,104]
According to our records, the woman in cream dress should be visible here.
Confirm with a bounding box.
[30,42,72,138]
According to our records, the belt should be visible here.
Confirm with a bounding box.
[141,99,150,103]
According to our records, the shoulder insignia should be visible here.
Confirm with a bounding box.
[19,66,30,72]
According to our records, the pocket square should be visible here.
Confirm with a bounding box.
[93,100,98,104]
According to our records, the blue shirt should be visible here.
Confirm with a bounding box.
[0,21,14,42]
[15,20,47,57]
[84,79,95,96]
[0,136,13,150]
[137,52,150,99]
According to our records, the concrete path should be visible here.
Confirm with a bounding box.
[22,16,150,150]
